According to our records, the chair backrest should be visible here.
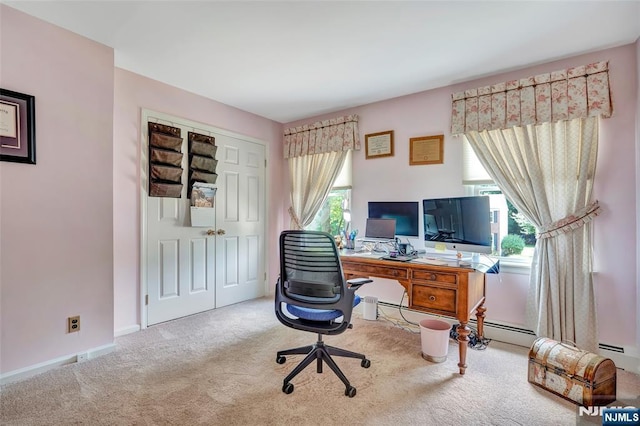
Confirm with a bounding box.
[275,230,355,335]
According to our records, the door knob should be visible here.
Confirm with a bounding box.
[216,229,226,235]
[206,229,216,236]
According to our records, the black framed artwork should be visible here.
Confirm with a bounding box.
[1,88,36,164]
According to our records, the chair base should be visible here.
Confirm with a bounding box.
[276,335,370,397]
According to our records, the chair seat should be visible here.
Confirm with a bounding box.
[286,295,361,322]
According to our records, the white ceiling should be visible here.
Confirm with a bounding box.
[5,1,640,123]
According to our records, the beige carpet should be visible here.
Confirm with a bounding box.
[2,297,638,425]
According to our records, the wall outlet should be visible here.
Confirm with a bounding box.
[68,315,80,333]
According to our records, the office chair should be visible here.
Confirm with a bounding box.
[275,230,372,397]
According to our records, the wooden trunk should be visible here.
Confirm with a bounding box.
[528,337,616,406]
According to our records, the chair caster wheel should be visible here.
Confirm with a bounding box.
[276,355,286,364]
[361,358,371,368]
[345,386,356,397]
[282,382,294,394]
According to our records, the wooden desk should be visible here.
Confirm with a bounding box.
[341,255,487,375]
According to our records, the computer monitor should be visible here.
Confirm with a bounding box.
[367,201,419,237]
[422,195,492,255]
[364,218,396,241]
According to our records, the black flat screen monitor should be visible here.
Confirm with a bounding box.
[422,196,492,254]
[364,218,396,240]
[368,201,419,237]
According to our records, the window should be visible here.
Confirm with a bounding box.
[306,188,351,235]
[305,150,352,236]
[463,140,536,263]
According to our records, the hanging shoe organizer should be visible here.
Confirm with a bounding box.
[188,131,218,195]
[148,122,184,198]
[188,131,218,227]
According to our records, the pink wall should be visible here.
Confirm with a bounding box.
[285,44,639,349]
[1,6,115,373]
[113,69,285,333]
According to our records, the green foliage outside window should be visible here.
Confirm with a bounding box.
[306,189,350,236]
[501,234,525,256]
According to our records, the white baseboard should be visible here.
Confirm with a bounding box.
[375,301,640,374]
[115,324,140,337]
[0,343,116,386]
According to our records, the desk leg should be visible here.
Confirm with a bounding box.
[456,322,469,375]
[476,303,486,339]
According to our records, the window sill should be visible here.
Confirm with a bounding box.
[496,257,532,275]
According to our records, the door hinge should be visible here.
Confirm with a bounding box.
[264,272,267,281]
[145,294,149,306]
[264,159,267,167]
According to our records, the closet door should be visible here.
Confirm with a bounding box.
[143,110,266,326]
[214,134,266,307]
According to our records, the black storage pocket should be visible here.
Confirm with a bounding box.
[190,155,218,172]
[151,164,182,183]
[150,132,182,152]
[190,170,218,184]
[150,148,183,167]
[190,140,217,158]
[150,182,183,198]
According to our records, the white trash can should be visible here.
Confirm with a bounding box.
[419,319,451,363]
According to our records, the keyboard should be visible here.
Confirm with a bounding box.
[381,255,414,262]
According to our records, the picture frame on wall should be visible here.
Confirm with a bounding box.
[0,88,36,164]
[409,134,443,165]
[365,130,394,159]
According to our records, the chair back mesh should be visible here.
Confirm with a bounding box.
[280,231,344,303]
[275,230,355,335]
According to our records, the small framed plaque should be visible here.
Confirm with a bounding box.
[410,134,443,165]
[365,130,394,159]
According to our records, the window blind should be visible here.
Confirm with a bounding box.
[462,137,493,185]
[333,149,352,189]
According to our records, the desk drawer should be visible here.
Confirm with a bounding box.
[343,263,409,280]
[412,270,458,285]
[412,284,457,314]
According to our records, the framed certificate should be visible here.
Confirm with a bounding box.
[365,130,394,159]
[1,88,36,164]
[410,135,443,165]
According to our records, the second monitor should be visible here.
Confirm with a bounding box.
[368,201,419,237]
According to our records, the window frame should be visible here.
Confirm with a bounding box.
[465,183,534,274]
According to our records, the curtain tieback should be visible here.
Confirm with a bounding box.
[537,201,601,239]
[288,207,303,230]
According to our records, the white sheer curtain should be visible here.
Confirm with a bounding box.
[466,118,600,351]
[284,115,360,230]
[451,61,611,352]
[288,151,348,229]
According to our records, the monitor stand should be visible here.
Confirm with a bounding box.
[429,251,474,262]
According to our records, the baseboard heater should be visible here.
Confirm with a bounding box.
[376,300,625,354]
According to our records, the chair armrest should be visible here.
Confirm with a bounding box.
[346,277,373,290]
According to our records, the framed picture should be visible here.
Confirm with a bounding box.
[1,89,36,164]
[365,130,394,159]
[410,134,443,165]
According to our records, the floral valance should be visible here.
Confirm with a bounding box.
[451,61,611,136]
[283,114,360,159]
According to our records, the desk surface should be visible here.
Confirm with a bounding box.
[341,251,499,273]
